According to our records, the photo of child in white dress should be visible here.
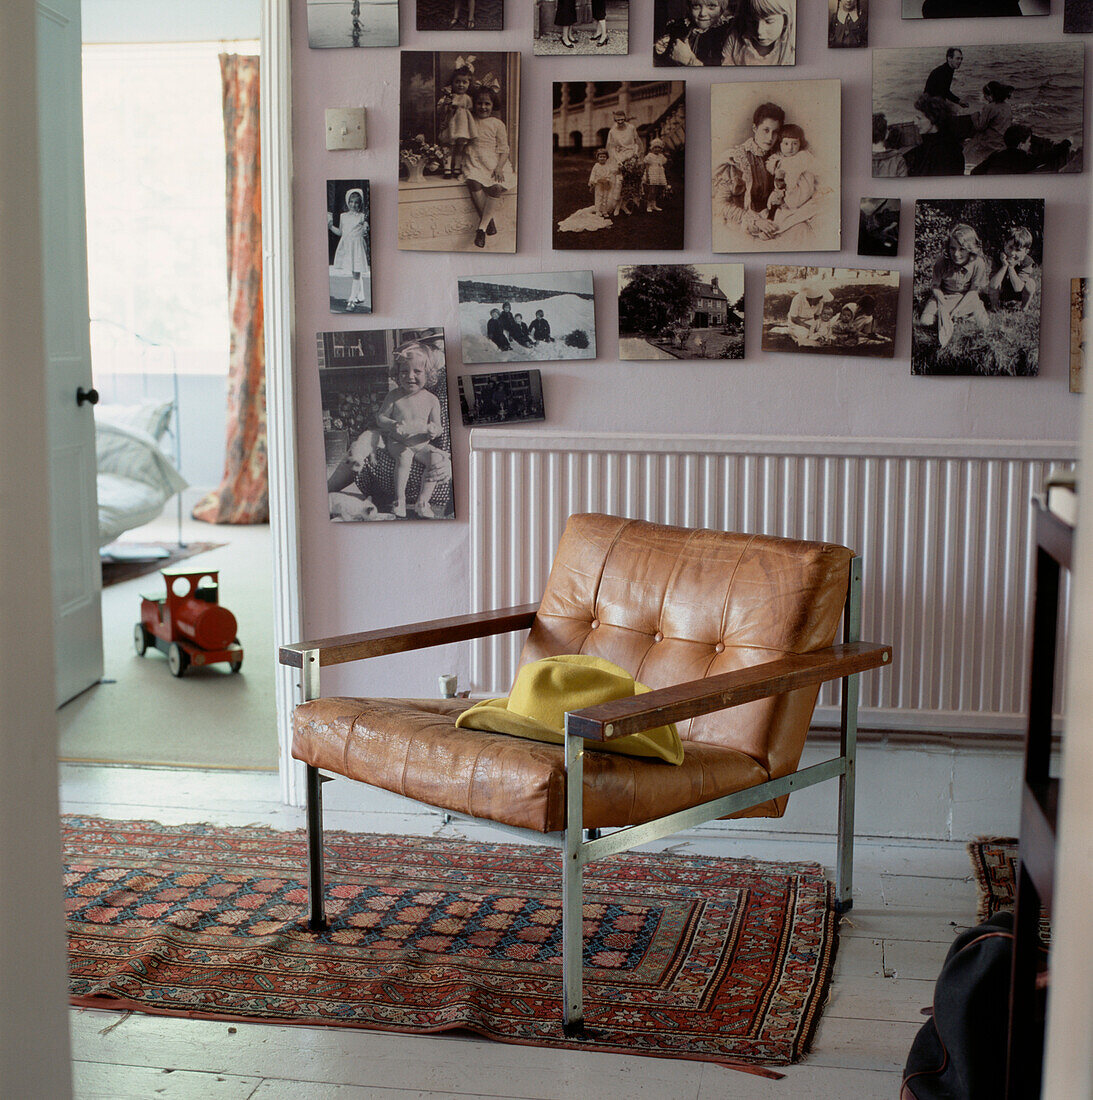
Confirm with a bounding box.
[327,180,372,314]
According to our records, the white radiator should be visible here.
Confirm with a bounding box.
[469,432,1076,734]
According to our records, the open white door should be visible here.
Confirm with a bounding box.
[39,0,103,706]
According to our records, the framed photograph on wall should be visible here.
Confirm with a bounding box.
[618,263,744,360]
[912,198,1044,377]
[458,271,596,363]
[534,0,628,55]
[711,79,840,254]
[872,44,1082,177]
[653,0,796,66]
[553,81,685,251]
[318,327,455,521]
[761,265,898,357]
[306,0,400,47]
[1065,0,1093,31]
[458,370,545,425]
[858,198,900,257]
[327,180,371,314]
[1070,278,1087,393]
[418,0,502,31]
[902,0,1047,17]
[828,0,867,47]
[398,52,520,253]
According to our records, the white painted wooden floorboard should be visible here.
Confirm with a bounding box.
[71,1059,263,1100]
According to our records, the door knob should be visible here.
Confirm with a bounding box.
[76,386,99,407]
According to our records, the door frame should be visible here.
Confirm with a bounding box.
[261,0,305,806]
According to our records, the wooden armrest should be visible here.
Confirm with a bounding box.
[278,602,540,669]
[564,642,892,742]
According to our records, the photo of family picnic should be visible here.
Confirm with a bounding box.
[912,198,1044,376]
[618,264,744,361]
[327,180,372,314]
[457,271,596,364]
[458,369,545,426]
[711,79,841,254]
[762,266,898,358]
[399,52,520,253]
[651,0,797,67]
[902,0,1047,17]
[553,81,686,251]
[872,43,1083,177]
[306,0,400,47]
[534,0,628,54]
[319,328,455,522]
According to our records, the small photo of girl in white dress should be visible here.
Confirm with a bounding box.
[327,180,372,313]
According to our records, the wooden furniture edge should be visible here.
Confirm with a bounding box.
[278,602,540,668]
[565,642,893,741]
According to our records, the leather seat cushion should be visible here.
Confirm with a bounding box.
[293,696,776,833]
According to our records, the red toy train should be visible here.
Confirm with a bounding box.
[134,569,243,678]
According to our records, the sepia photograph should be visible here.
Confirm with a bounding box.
[318,328,455,521]
[872,43,1082,177]
[762,265,899,357]
[653,0,796,66]
[1065,0,1093,31]
[458,271,596,364]
[327,180,371,314]
[417,0,502,30]
[618,263,744,360]
[399,52,520,253]
[858,198,900,257]
[554,81,685,251]
[458,370,545,425]
[912,198,1044,376]
[711,79,841,254]
[1071,278,1087,393]
[306,0,400,47]
[829,0,867,47]
[902,0,1047,17]
[534,0,628,55]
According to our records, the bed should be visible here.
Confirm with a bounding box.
[95,400,188,548]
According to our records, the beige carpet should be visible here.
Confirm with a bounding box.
[59,513,278,771]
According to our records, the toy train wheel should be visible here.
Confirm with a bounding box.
[229,639,243,674]
[167,642,189,678]
[133,623,149,657]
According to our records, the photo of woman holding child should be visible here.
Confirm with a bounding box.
[711,79,840,253]
[912,198,1044,376]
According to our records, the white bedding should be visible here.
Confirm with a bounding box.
[96,410,188,547]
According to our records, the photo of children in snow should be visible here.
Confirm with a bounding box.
[618,264,744,361]
[399,52,519,253]
[327,180,372,314]
[912,199,1044,377]
[553,82,685,251]
[457,272,596,364]
[711,79,840,254]
[871,44,1082,177]
[319,328,455,521]
[762,266,898,358]
[458,370,545,426]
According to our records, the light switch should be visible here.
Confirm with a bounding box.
[326,108,367,150]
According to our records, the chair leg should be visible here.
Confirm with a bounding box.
[305,764,328,931]
[836,558,863,914]
[562,727,585,1036]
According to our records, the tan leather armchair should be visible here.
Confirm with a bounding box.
[280,513,891,1034]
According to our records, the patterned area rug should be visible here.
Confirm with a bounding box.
[64,816,840,1071]
[967,836,1051,946]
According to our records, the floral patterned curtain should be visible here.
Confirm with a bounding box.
[193,54,268,525]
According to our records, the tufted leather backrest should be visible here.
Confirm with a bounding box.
[519,513,854,781]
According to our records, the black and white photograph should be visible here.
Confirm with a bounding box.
[1064,0,1093,31]
[553,81,685,251]
[711,79,841,254]
[829,0,867,47]
[872,44,1082,177]
[912,198,1044,376]
[534,0,628,55]
[1070,278,1087,393]
[318,328,455,521]
[858,198,900,258]
[327,180,371,314]
[417,0,502,30]
[618,263,744,360]
[902,0,1047,17]
[306,0,400,47]
[652,0,796,66]
[458,370,545,425]
[457,271,596,364]
[399,52,520,253]
[762,265,899,357]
